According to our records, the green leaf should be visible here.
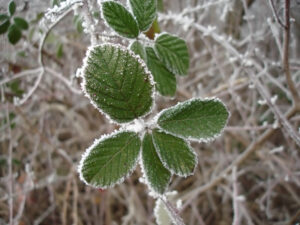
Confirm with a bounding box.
[8,1,16,16]
[7,24,21,45]
[154,33,189,76]
[0,18,10,35]
[73,15,83,33]
[82,44,154,123]
[129,0,157,32]
[152,129,197,176]
[79,131,141,188]
[56,43,63,58]
[146,47,176,96]
[13,17,29,30]
[142,133,171,195]
[0,14,9,21]
[102,1,139,38]
[130,40,146,61]
[158,98,229,141]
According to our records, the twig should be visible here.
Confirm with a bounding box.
[268,0,286,28]
[82,0,98,45]
[232,166,240,225]
[282,0,300,105]
[160,198,185,225]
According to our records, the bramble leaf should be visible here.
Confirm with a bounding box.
[0,18,10,35]
[82,44,153,123]
[102,1,139,38]
[129,0,157,32]
[8,1,16,16]
[146,47,176,96]
[152,129,197,176]
[79,131,141,188]
[14,17,29,30]
[142,133,171,195]
[158,99,229,141]
[130,40,146,61]
[154,33,189,76]
[7,24,21,45]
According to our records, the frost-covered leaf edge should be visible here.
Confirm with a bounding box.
[80,43,156,125]
[77,128,141,189]
[139,133,172,197]
[156,97,230,143]
[152,129,198,177]
[100,0,140,39]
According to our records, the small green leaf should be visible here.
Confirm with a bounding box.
[7,24,21,45]
[13,17,29,30]
[146,47,176,96]
[8,1,16,16]
[79,131,141,188]
[152,129,197,176]
[129,0,157,32]
[0,14,9,21]
[158,99,229,141]
[73,15,83,33]
[154,33,189,76]
[0,19,10,35]
[130,40,146,61]
[102,1,139,38]
[142,133,171,195]
[82,44,153,123]
[56,43,63,58]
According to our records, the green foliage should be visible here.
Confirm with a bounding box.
[82,44,153,123]
[79,131,141,188]
[152,129,197,176]
[0,1,29,45]
[77,0,229,198]
[130,40,146,61]
[142,133,171,194]
[155,33,189,76]
[158,99,229,140]
[8,1,16,16]
[0,16,10,34]
[145,47,176,96]
[56,43,64,58]
[102,1,139,38]
[8,24,21,45]
[13,17,29,30]
[129,0,157,32]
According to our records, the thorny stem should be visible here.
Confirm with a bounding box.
[283,0,300,105]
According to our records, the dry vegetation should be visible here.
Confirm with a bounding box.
[0,0,300,224]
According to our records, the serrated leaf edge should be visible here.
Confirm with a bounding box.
[152,130,198,177]
[80,43,156,125]
[156,97,230,143]
[154,32,189,76]
[77,129,141,189]
[100,0,140,39]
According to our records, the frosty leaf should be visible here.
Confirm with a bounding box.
[142,133,171,195]
[129,0,157,32]
[102,1,139,38]
[152,129,196,176]
[7,24,21,45]
[14,17,29,30]
[82,44,153,123]
[154,33,189,76]
[8,1,16,16]
[130,40,146,61]
[145,47,176,96]
[79,131,141,188]
[158,99,229,141]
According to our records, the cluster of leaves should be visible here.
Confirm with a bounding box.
[78,0,229,196]
[102,0,189,97]
[0,1,29,45]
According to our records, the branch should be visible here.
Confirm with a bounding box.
[268,0,286,28]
